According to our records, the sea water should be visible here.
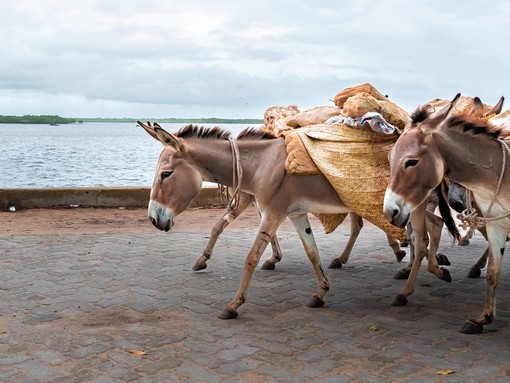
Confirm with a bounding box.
[0,122,250,188]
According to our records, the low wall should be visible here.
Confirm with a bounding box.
[0,187,224,210]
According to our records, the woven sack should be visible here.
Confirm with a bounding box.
[312,213,348,234]
[295,123,406,241]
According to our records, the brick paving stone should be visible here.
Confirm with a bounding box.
[1,206,510,382]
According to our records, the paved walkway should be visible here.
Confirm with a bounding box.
[1,207,509,382]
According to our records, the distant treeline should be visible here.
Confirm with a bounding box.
[80,117,263,124]
[0,115,78,124]
[0,115,263,125]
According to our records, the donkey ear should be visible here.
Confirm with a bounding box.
[154,127,183,152]
[486,96,505,117]
[426,93,461,131]
[137,120,159,140]
[470,97,484,117]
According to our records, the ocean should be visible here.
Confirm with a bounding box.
[0,122,252,188]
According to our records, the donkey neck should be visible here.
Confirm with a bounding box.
[437,130,507,194]
[184,137,285,193]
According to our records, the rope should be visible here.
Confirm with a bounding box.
[227,137,243,211]
[457,139,510,230]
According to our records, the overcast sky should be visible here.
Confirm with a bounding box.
[1,0,508,119]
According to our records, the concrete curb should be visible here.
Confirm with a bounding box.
[0,187,224,210]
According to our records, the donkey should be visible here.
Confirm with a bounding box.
[139,120,410,319]
[384,93,510,333]
[392,95,504,281]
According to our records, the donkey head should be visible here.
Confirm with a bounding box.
[138,121,203,232]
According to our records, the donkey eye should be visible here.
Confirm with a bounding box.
[161,171,173,179]
[405,159,419,168]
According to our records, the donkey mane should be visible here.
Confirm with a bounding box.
[410,105,433,124]
[445,115,502,139]
[175,124,232,140]
[237,127,277,140]
[410,105,503,139]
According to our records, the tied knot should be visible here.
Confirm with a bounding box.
[457,209,486,231]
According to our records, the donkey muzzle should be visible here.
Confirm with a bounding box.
[148,200,174,232]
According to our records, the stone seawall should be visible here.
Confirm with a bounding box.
[0,187,223,210]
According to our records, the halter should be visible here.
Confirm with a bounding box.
[227,137,243,211]
[457,138,510,230]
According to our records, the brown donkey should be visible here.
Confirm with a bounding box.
[393,95,505,282]
[139,121,404,320]
[384,94,510,334]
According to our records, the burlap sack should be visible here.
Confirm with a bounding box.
[342,92,409,131]
[283,130,320,175]
[425,96,496,118]
[262,105,300,134]
[286,106,343,128]
[334,83,386,108]
[488,108,510,135]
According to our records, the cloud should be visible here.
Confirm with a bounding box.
[0,0,509,118]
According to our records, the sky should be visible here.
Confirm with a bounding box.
[1,0,509,119]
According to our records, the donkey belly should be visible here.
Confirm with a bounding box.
[285,174,349,215]
[290,199,350,214]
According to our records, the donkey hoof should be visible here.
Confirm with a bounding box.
[260,261,276,270]
[441,268,452,283]
[436,253,451,266]
[391,294,408,306]
[192,262,207,271]
[467,267,481,279]
[328,258,344,269]
[218,309,238,320]
[393,269,410,280]
[458,238,470,246]
[307,297,325,308]
[395,250,406,263]
[460,319,483,334]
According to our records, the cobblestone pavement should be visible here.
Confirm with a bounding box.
[1,207,510,382]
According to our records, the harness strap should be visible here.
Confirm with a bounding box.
[227,137,243,211]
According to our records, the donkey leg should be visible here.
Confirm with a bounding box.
[468,248,489,278]
[260,235,283,270]
[392,205,428,306]
[424,211,451,283]
[219,218,283,319]
[386,233,407,263]
[461,225,507,334]
[459,227,475,246]
[329,213,362,269]
[193,192,254,271]
[289,214,330,308]
[394,224,414,279]
[468,226,488,278]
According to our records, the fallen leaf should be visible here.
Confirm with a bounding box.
[369,325,379,331]
[127,349,147,356]
[436,369,455,375]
